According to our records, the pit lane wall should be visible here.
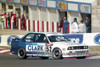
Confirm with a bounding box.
[0,33,100,47]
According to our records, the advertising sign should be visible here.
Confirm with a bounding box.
[7,0,13,2]
[68,3,78,11]
[47,0,56,8]
[29,0,37,5]
[14,0,20,3]
[7,35,20,46]
[21,0,28,4]
[57,1,67,10]
[80,4,91,14]
[38,0,46,7]
[66,34,83,44]
[94,34,100,45]
[0,0,6,2]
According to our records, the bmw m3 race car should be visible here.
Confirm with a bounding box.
[10,32,89,59]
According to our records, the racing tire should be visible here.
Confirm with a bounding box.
[52,48,63,59]
[76,56,86,59]
[40,57,49,59]
[17,48,27,59]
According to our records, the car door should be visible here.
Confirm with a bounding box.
[34,33,49,56]
[24,33,49,56]
[22,33,36,56]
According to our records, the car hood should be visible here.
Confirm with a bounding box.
[52,41,86,46]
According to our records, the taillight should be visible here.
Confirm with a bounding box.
[46,43,53,46]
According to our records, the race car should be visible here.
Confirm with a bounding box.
[10,32,89,59]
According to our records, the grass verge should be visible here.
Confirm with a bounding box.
[0,46,11,49]
[89,46,100,55]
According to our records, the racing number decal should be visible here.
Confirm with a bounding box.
[46,46,52,52]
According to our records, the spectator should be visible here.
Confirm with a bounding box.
[85,17,91,33]
[0,14,5,29]
[21,14,25,29]
[71,18,79,33]
[59,17,64,32]
[64,17,69,33]
[13,15,17,29]
[7,14,11,29]
[11,12,13,18]
[78,20,86,33]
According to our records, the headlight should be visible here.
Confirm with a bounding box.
[84,46,88,49]
[86,46,88,49]
[68,47,74,50]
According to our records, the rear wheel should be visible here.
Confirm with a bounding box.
[52,48,63,59]
[17,48,27,59]
[76,56,86,59]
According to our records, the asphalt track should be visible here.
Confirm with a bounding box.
[0,54,100,67]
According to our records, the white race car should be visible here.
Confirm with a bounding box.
[11,32,89,59]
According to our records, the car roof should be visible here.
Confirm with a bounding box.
[27,32,63,36]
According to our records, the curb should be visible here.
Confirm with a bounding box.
[0,48,11,54]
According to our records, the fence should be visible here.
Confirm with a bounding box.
[5,17,70,34]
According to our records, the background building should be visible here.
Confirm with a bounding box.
[0,0,100,33]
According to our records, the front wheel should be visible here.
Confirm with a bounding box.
[17,48,27,59]
[52,48,63,59]
[76,56,86,59]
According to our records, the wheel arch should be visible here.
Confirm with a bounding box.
[52,47,62,52]
[52,47,63,59]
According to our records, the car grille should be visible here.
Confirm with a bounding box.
[68,46,88,50]
[74,46,84,49]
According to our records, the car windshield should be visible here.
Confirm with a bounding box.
[48,35,70,42]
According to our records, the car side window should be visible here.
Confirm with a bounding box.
[35,34,48,43]
[24,34,35,42]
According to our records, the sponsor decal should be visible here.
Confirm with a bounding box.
[21,0,28,4]
[26,45,44,52]
[0,0,6,2]
[94,34,100,44]
[7,0,13,2]
[57,1,67,9]
[29,0,37,5]
[80,4,91,13]
[47,0,56,8]
[0,36,1,44]
[66,34,83,44]
[26,52,50,57]
[38,0,46,7]
[14,0,20,3]
[7,35,20,46]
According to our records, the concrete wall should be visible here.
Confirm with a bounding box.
[0,3,2,14]
[92,6,100,32]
